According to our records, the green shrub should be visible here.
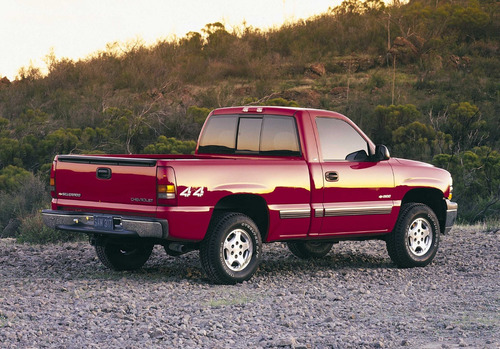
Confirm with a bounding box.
[17,214,83,244]
[0,166,31,192]
[433,146,500,223]
[187,106,211,125]
[266,98,300,107]
[0,173,51,237]
[366,72,386,90]
[142,136,196,154]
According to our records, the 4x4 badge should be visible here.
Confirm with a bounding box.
[180,187,205,198]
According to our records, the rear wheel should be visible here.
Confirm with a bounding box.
[95,239,153,271]
[386,203,440,268]
[200,213,262,284]
[287,241,333,259]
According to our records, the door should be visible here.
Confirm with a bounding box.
[315,117,396,236]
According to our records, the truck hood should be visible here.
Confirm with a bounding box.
[393,158,435,168]
[391,157,452,194]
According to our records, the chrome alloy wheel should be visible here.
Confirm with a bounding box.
[406,217,432,256]
[223,229,253,272]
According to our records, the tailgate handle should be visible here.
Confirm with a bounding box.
[96,167,112,179]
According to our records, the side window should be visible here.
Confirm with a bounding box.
[236,118,262,153]
[198,115,238,154]
[260,116,301,156]
[316,117,368,161]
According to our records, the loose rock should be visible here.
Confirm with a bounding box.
[0,226,498,348]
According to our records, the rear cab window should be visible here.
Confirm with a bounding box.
[198,114,301,157]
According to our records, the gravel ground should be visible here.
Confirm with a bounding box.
[1,226,499,349]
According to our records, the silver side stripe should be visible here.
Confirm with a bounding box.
[279,204,393,219]
[279,209,311,219]
[324,205,392,217]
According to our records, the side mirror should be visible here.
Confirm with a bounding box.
[345,149,369,162]
[375,145,390,161]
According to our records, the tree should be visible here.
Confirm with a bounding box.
[0,117,8,132]
[187,106,211,126]
[202,22,235,59]
[392,121,436,160]
[371,104,421,146]
[104,107,152,154]
[14,109,49,138]
[449,1,490,41]
[443,102,486,153]
[433,146,500,222]
[40,129,81,163]
[0,166,31,192]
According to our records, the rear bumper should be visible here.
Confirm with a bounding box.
[41,210,168,239]
[444,200,458,234]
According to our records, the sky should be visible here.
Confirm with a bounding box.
[0,0,340,80]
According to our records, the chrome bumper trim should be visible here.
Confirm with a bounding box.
[41,210,168,239]
[444,200,458,234]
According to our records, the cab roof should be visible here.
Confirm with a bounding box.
[212,106,347,120]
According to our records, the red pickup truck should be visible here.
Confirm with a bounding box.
[42,106,457,284]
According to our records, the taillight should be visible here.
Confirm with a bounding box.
[50,160,56,198]
[157,166,177,205]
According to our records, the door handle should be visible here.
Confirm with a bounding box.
[325,171,339,182]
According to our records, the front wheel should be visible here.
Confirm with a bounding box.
[95,239,153,271]
[386,203,440,268]
[287,241,333,259]
[200,213,262,284]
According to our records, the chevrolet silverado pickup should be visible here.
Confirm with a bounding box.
[42,106,458,284]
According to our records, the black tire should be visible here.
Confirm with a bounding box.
[287,241,333,259]
[200,213,262,284]
[386,203,440,268]
[95,239,153,271]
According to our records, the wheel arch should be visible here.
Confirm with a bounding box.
[401,188,447,234]
[211,194,269,242]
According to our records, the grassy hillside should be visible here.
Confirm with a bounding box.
[0,0,498,240]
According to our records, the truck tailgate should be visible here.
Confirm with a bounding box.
[54,155,158,208]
